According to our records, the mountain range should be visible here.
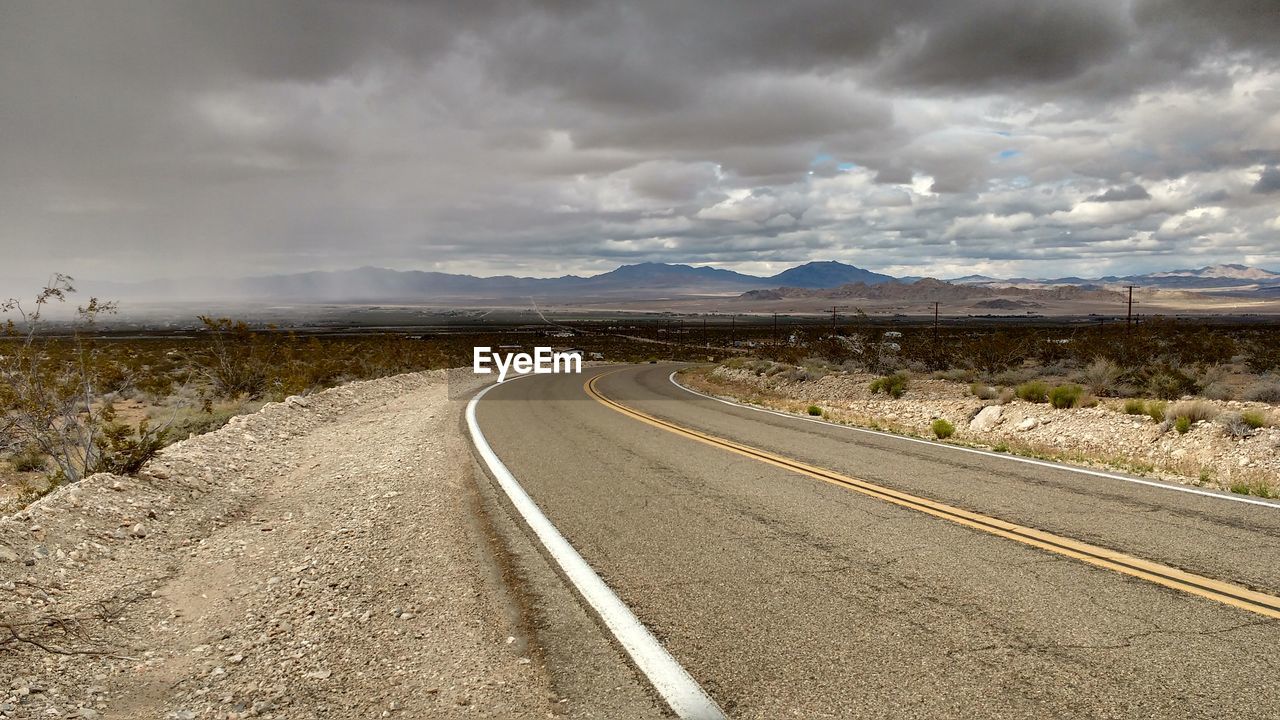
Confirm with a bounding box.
[85,260,896,302]
[949,264,1280,291]
[73,261,1280,303]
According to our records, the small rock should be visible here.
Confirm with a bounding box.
[303,669,332,680]
[1015,418,1039,432]
[129,524,147,538]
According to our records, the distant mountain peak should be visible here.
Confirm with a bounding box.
[767,261,895,288]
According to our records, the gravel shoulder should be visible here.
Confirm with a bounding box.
[685,365,1280,496]
[0,370,662,719]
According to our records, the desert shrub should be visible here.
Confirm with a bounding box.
[1015,380,1050,403]
[970,383,1000,400]
[786,366,826,382]
[8,445,46,472]
[0,276,166,482]
[1146,401,1168,423]
[1077,393,1099,408]
[1145,367,1197,400]
[135,371,177,402]
[1175,416,1192,434]
[1241,411,1269,429]
[90,416,168,475]
[1243,382,1280,404]
[765,363,789,377]
[1218,413,1256,439]
[1048,384,1083,409]
[1168,400,1220,424]
[1123,399,1147,415]
[931,419,955,439]
[936,368,974,382]
[993,368,1036,387]
[1229,479,1278,499]
[807,405,823,416]
[1200,382,1234,401]
[869,372,909,398]
[1244,338,1280,373]
[997,387,1016,405]
[1075,358,1124,397]
[191,316,272,399]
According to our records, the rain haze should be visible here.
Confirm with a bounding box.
[2,0,1279,288]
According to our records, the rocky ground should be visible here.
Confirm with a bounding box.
[686,365,1280,496]
[0,370,653,719]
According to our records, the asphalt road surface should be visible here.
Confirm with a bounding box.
[473,363,1280,719]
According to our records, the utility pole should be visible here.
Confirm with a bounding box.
[830,306,839,333]
[773,313,779,345]
[730,315,736,348]
[1125,285,1138,328]
[933,302,940,342]
[703,316,708,350]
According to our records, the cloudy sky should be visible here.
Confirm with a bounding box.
[2,0,1279,283]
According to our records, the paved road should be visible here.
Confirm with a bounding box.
[474,363,1280,719]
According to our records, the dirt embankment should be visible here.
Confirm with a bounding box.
[685,366,1280,496]
[0,371,555,719]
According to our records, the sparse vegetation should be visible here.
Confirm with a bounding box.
[1075,358,1123,397]
[1243,382,1280,404]
[1174,416,1192,434]
[8,445,46,472]
[1146,401,1168,423]
[970,383,1000,400]
[1016,380,1049,403]
[1123,398,1147,415]
[1048,384,1083,409]
[1218,413,1255,439]
[807,405,823,416]
[931,419,955,439]
[869,373,909,398]
[1168,400,1219,425]
[1241,410,1269,429]
[0,275,166,485]
[1229,479,1277,499]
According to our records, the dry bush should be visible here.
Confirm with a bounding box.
[1074,358,1124,397]
[1243,381,1280,404]
[1,276,168,483]
[1167,400,1220,427]
[869,372,909,398]
[1219,413,1256,439]
[970,383,1000,400]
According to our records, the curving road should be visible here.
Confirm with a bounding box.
[472,363,1280,719]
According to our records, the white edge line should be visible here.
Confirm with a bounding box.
[669,371,1280,511]
[466,375,728,720]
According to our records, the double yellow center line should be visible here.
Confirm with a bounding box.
[586,372,1280,620]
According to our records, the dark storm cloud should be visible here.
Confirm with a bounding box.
[1253,167,1280,194]
[1088,185,1153,202]
[1,0,1278,287]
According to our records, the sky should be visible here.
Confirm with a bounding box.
[2,0,1279,284]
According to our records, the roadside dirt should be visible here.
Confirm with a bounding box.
[686,365,1280,496]
[0,370,656,719]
